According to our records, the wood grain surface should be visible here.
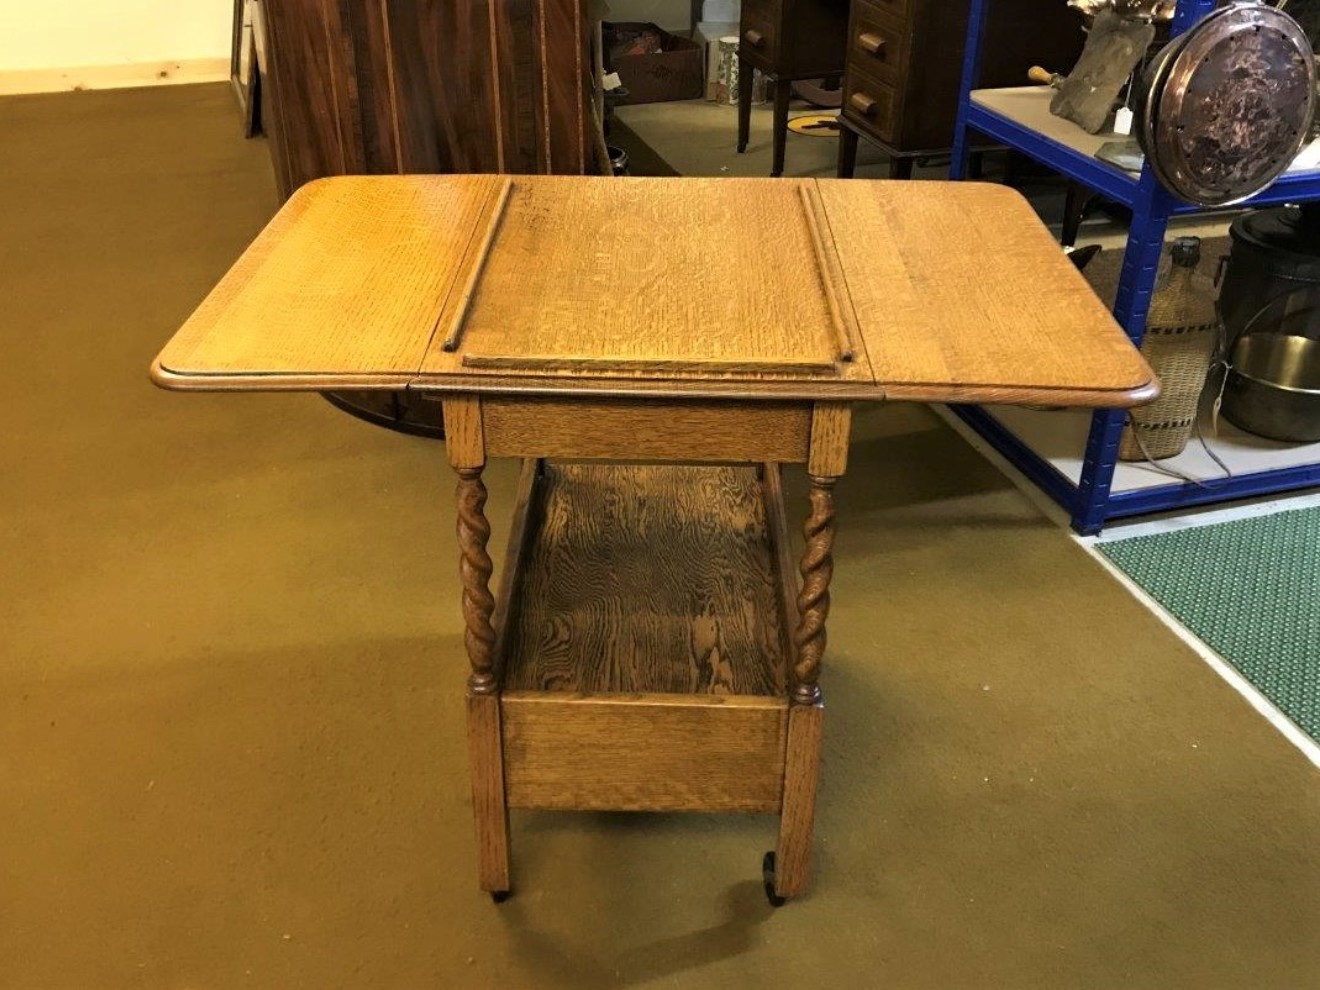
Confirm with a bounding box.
[155,175,498,378]
[466,691,511,891]
[421,177,865,384]
[813,179,1155,403]
[808,401,852,477]
[440,395,485,469]
[153,174,1158,409]
[762,463,800,677]
[774,701,824,897]
[481,396,812,464]
[501,463,789,697]
[489,458,542,687]
[501,693,787,812]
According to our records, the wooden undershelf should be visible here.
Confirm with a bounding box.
[501,462,791,697]
[495,462,798,813]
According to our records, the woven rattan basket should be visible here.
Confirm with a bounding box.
[1119,239,1220,461]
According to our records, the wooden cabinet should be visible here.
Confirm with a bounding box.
[256,0,596,200]
[736,0,851,177]
[837,0,1084,177]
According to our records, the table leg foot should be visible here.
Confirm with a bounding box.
[467,692,511,895]
[774,700,824,898]
[762,851,788,907]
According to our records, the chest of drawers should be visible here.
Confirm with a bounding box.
[836,0,1083,177]
[736,0,851,177]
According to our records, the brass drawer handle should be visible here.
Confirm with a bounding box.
[849,92,878,117]
[858,32,887,57]
[743,29,765,48]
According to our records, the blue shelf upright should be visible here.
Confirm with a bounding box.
[946,0,1320,534]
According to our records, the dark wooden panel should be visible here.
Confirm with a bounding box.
[786,0,851,77]
[258,0,592,198]
[334,0,400,173]
[493,0,542,173]
[843,0,1084,153]
[740,0,782,65]
[383,0,501,173]
[534,0,589,174]
[260,0,349,197]
[980,0,1085,90]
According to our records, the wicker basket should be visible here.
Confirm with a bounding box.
[1119,239,1221,461]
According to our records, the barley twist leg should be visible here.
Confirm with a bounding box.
[793,475,836,705]
[456,467,496,695]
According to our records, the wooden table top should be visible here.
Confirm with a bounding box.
[152,175,1157,408]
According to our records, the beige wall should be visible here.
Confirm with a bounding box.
[0,0,230,70]
[0,0,231,93]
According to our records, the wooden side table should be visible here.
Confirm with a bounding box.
[736,0,850,176]
[152,174,1156,903]
[442,397,849,901]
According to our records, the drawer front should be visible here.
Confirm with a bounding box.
[842,69,899,143]
[847,5,909,87]
[740,0,781,64]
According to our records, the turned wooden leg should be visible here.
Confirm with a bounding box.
[457,467,497,695]
[456,466,510,896]
[836,124,859,179]
[737,57,753,153]
[774,474,835,899]
[771,78,792,177]
[792,475,835,706]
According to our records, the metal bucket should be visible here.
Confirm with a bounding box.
[1222,334,1320,441]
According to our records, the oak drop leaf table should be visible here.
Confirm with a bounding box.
[153,175,1155,903]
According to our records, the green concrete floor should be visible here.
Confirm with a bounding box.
[2,84,1319,989]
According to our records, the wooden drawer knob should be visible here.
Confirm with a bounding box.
[743,29,765,48]
[849,92,878,117]
[858,32,887,57]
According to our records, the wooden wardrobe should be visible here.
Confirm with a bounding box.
[255,0,597,199]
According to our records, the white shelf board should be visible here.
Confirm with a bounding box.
[970,86,1320,183]
[970,87,1134,170]
[986,404,1320,493]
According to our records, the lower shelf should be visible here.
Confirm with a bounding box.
[501,461,791,697]
[988,405,1320,495]
[493,460,799,813]
[950,404,1320,527]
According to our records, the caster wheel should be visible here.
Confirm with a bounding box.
[761,851,787,908]
[490,889,511,904]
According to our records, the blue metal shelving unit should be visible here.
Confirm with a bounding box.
[947,0,1320,534]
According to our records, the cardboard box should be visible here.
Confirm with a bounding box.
[605,22,704,104]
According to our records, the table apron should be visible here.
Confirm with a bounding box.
[475,395,818,465]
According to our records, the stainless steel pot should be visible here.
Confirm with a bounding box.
[1222,333,1320,441]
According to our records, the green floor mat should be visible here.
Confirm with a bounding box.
[1100,507,1320,742]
